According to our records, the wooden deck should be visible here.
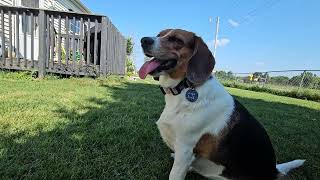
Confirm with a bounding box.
[0,58,100,76]
[0,5,126,77]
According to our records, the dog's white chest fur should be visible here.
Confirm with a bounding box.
[156,75,234,152]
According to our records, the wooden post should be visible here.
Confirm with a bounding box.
[93,19,98,66]
[8,11,12,65]
[86,18,91,65]
[65,16,69,66]
[16,11,20,66]
[79,17,84,66]
[58,15,62,67]
[1,10,5,66]
[100,17,108,77]
[31,12,34,67]
[23,11,27,67]
[38,10,46,78]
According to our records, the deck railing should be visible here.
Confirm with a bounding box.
[0,5,126,77]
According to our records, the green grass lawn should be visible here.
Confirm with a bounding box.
[0,72,319,179]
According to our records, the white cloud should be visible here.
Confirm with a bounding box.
[216,38,231,47]
[228,19,240,27]
[206,38,231,51]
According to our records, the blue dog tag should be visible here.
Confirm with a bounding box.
[185,89,198,102]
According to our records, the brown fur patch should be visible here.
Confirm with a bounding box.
[193,108,241,161]
[168,61,188,79]
[156,29,196,80]
[193,133,219,159]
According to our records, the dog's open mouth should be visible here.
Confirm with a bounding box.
[138,57,177,79]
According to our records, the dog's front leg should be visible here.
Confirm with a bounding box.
[169,143,195,180]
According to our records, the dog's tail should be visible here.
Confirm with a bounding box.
[276,159,305,175]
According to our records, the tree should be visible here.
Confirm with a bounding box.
[302,72,317,87]
[269,76,290,85]
[289,72,317,87]
[263,72,271,83]
[227,71,234,79]
[126,37,134,56]
[215,70,234,80]
[126,57,135,76]
[125,38,135,75]
[215,71,227,79]
[311,77,320,89]
[253,72,263,79]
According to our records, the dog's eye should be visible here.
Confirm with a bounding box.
[156,34,161,37]
[168,36,184,44]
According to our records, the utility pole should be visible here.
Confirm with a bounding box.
[213,16,220,58]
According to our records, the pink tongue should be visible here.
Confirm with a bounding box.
[138,58,161,79]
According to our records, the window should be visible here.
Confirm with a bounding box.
[70,20,81,34]
[67,9,81,34]
[21,0,39,35]
[21,0,39,8]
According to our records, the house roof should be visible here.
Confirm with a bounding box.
[72,0,91,14]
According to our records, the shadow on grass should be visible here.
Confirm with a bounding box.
[0,81,318,179]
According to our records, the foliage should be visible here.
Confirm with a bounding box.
[217,70,320,90]
[215,70,234,80]
[269,76,290,85]
[253,72,263,78]
[69,50,81,61]
[0,70,33,80]
[126,37,134,56]
[126,56,136,76]
[311,77,320,89]
[221,80,320,102]
[289,72,317,87]
[125,37,136,76]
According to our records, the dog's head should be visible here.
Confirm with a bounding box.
[139,29,215,85]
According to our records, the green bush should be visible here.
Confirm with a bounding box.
[221,80,320,102]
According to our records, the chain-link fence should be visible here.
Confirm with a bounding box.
[215,70,320,101]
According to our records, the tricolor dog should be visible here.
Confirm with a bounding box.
[139,29,305,180]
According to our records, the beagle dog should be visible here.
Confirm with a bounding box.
[139,29,304,180]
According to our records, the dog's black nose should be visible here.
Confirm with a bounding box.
[141,37,154,46]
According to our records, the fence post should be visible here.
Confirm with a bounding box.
[38,10,47,78]
[298,70,306,91]
[100,16,108,77]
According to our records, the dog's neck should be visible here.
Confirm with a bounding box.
[159,74,234,112]
[159,74,183,88]
[158,74,213,96]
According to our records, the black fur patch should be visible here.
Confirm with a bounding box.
[214,99,279,180]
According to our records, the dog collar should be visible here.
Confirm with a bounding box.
[157,76,212,96]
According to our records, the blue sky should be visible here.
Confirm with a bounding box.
[82,0,320,73]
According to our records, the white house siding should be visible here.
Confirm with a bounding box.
[43,0,90,35]
[0,0,90,60]
[43,0,87,13]
[0,0,14,50]
[0,0,13,6]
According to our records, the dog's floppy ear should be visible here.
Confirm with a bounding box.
[186,36,215,85]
